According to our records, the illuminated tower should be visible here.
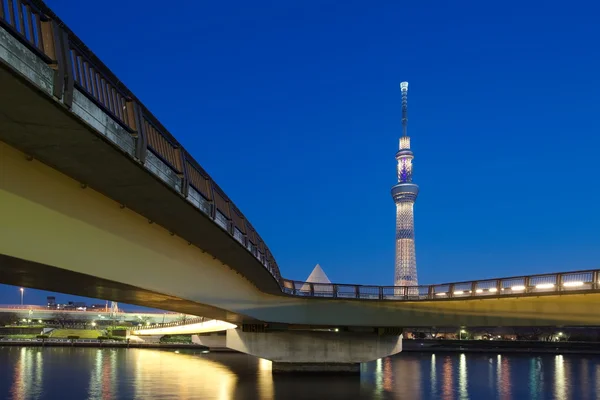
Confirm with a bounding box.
[391,82,419,286]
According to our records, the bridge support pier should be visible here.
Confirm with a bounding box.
[226,328,402,374]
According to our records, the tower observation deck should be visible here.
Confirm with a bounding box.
[391,82,419,287]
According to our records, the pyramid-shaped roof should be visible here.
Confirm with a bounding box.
[300,264,332,295]
[305,264,331,284]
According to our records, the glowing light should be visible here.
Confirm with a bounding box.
[475,289,483,293]
[91,322,97,327]
[460,329,466,334]
[400,82,409,91]
[394,202,417,286]
[511,286,526,291]
[435,292,446,296]
[558,332,563,336]
[535,283,554,289]
[454,291,464,295]
[38,320,42,324]
[489,288,498,293]
[400,136,411,150]
[563,281,584,287]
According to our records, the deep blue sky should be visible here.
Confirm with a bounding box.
[2,0,600,307]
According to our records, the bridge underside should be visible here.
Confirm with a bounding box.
[2,137,600,328]
[0,253,242,322]
[2,28,600,329]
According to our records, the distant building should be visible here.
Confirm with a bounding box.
[301,264,332,296]
[47,296,56,309]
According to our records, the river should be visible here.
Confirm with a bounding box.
[1,347,599,399]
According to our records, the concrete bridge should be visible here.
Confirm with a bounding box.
[1,0,599,371]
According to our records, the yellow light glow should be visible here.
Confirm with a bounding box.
[475,289,483,293]
[563,281,584,287]
[435,292,446,296]
[453,291,464,295]
[535,283,554,289]
[489,288,498,293]
[511,286,526,291]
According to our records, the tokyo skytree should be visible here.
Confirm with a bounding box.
[391,82,419,287]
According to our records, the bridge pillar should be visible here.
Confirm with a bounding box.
[226,329,402,374]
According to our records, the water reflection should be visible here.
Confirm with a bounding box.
[430,354,437,398]
[458,353,468,400]
[10,348,43,400]
[495,354,510,399]
[257,358,274,400]
[1,348,600,399]
[132,349,237,400]
[554,355,569,400]
[442,356,453,400]
[88,349,117,400]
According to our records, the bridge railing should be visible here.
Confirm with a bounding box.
[0,0,282,285]
[133,317,208,331]
[281,269,600,301]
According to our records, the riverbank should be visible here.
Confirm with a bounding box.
[3,338,600,355]
[0,339,211,350]
[403,339,600,355]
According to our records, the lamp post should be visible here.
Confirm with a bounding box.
[19,288,24,305]
[460,329,466,340]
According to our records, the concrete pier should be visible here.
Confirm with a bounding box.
[226,329,402,373]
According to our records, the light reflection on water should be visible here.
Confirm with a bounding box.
[1,347,600,400]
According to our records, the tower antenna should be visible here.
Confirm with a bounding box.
[400,82,408,137]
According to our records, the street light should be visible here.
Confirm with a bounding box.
[91,322,97,327]
[19,288,24,305]
[460,329,467,340]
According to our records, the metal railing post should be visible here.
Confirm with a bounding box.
[470,281,477,296]
[333,285,338,298]
[448,284,455,298]
[556,273,563,292]
[496,279,502,295]
[524,276,531,293]
[592,271,599,290]
[132,102,147,163]
[309,283,314,297]
[355,285,360,299]
[428,285,434,300]
[379,287,383,300]
[178,148,189,198]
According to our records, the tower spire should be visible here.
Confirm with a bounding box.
[391,81,419,287]
[400,82,408,138]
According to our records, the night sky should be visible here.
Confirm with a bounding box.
[1,0,599,308]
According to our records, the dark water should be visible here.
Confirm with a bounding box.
[1,347,600,400]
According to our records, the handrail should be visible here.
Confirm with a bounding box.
[281,269,600,300]
[2,2,598,303]
[133,317,207,331]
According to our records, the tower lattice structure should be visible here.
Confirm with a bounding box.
[391,82,419,287]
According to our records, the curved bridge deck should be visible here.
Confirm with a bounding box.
[1,1,599,328]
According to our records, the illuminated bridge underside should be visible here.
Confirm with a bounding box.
[131,320,236,336]
[1,142,600,327]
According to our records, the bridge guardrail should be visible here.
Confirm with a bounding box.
[133,317,208,331]
[2,2,598,303]
[0,0,282,285]
[281,269,600,301]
